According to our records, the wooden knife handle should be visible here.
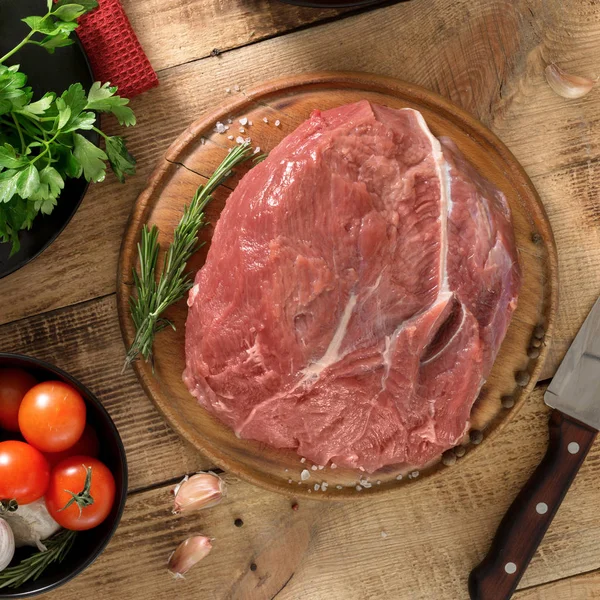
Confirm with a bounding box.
[469,410,597,600]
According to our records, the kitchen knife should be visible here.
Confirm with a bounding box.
[469,295,600,600]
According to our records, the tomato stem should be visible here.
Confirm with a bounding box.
[59,466,94,516]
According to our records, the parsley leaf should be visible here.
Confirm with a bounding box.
[0,145,27,169]
[53,4,89,22]
[106,136,136,183]
[21,92,54,116]
[86,82,136,126]
[0,170,19,203]
[16,164,40,199]
[73,133,107,183]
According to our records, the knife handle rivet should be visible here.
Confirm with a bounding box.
[568,442,580,455]
[536,502,548,514]
[505,562,517,574]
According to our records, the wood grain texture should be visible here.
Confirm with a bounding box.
[117,72,557,499]
[38,386,600,600]
[121,0,353,71]
[514,570,600,600]
[0,0,598,383]
[0,295,212,492]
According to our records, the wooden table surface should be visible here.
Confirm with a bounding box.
[1,1,599,598]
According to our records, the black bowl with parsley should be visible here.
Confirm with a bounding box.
[0,0,136,279]
[0,353,128,598]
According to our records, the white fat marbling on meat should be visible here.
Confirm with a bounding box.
[300,293,358,380]
[187,284,200,307]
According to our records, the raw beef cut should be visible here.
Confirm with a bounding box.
[183,101,522,472]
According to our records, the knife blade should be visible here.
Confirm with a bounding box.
[469,294,600,600]
[545,295,600,429]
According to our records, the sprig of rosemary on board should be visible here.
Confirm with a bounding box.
[0,529,77,589]
[125,143,260,370]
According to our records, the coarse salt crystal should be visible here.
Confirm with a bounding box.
[215,122,227,134]
[235,136,245,144]
[321,482,328,491]
[200,137,206,145]
[376,480,381,485]
[227,135,234,140]
[331,463,337,469]
[285,468,288,472]
[359,467,365,472]
[263,117,269,123]
[307,489,312,493]
[301,469,310,481]
[227,118,233,124]
[239,128,246,133]
[253,147,261,154]
[395,474,403,481]
[355,485,362,491]
[225,88,231,93]
[411,471,420,478]
[248,120,253,126]
[288,479,292,484]
[300,458,306,463]
[311,465,318,471]
[239,117,248,126]
[381,531,388,539]
[245,137,252,144]
[336,485,343,490]
[318,465,324,470]
[233,85,240,92]
[314,483,320,491]
[275,119,281,127]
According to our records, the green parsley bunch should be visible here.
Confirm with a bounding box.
[0,0,136,255]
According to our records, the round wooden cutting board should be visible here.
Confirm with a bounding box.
[117,72,558,500]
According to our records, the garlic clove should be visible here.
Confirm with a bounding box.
[0,518,15,572]
[172,472,225,514]
[3,498,60,551]
[168,535,212,579]
[545,64,597,99]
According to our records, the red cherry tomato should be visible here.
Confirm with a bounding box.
[19,381,86,453]
[44,424,100,467]
[0,440,50,504]
[0,368,37,432]
[45,456,116,531]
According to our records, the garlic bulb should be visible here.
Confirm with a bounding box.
[0,518,15,572]
[3,498,61,551]
[168,536,212,579]
[545,64,597,99]
[172,472,225,514]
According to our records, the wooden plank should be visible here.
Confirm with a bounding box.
[514,571,600,599]
[42,386,600,600]
[1,0,598,374]
[122,0,353,72]
[0,295,212,492]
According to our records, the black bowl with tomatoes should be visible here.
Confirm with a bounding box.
[0,354,127,598]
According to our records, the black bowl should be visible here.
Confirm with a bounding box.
[0,0,98,279]
[0,354,128,598]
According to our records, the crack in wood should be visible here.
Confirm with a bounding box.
[270,572,295,600]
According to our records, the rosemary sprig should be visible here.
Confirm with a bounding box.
[0,529,77,589]
[125,143,257,369]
